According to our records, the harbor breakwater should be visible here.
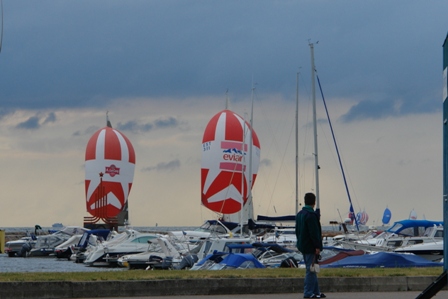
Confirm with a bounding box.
[0,276,446,299]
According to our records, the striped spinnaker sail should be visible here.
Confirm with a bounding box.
[85,122,135,218]
[201,109,260,214]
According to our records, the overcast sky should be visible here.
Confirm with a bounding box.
[0,1,447,228]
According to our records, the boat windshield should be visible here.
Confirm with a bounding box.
[387,223,426,236]
[131,236,156,243]
[388,223,403,233]
[195,222,228,234]
[422,226,444,237]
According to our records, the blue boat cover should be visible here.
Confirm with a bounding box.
[219,253,265,268]
[195,252,265,269]
[386,220,443,235]
[322,252,443,268]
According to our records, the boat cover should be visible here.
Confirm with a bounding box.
[219,253,265,268]
[77,229,111,249]
[319,250,365,265]
[322,252,443,268]
[194,252,265,269]
[206,220,239,231]
[386,220,443,235]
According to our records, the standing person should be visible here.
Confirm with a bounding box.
[295,192,325,298]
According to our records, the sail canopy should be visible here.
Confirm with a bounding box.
[382,207,392,225]
[201,109,261,214]
[85,124,136,218]
[356,210,369,225]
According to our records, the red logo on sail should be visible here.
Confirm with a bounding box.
[105,164,120,177]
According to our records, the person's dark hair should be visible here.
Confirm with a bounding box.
[304,192,316,206]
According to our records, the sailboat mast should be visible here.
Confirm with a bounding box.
[310,42,320,209]
[241,116,246,235]
[248,85,255,218]
[295,72,299,214]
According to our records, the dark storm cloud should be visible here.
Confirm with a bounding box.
[0,1,446,121]
[142,159,181,172]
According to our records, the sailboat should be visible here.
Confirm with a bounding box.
[356,210,369,226]
[84,115,135,227]
[382,207,392,226]
[409,209,418,220]
[310,42,361,231]
[201,106,261,229]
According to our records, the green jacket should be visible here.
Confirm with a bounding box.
[295,205,323,254]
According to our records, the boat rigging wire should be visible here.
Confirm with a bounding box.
[316,72,360,232]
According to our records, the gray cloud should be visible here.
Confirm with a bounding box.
[154,117,178,128]
[72,125,100,137]
[341,99,398,122]
[0,108,14,120]
[43,112,57,124]
[340,96,441,123]
[117,117,179,133]
[16,116,40,129]
[116,120,146,133]
[15,112,58,129]
[142,159,181,173]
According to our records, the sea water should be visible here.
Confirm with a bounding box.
[0,254,127,273]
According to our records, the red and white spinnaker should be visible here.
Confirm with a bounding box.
[85,121,136,219]
[201,109,261,214]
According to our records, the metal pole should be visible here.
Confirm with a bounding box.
[295,72,299,214]
[310,43,320,209]
[442,33,448,272]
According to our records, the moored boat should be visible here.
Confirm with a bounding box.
[83,229,158,266]
[28,226,89,257]
[394,240,444,262]
[335,219,443,253]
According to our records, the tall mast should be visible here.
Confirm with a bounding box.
[248,85,255,219]
[310,42,320,209]
[0,0,3,53]
[295,72,299,214]
[240,85,256,232]
[240,113,247,235]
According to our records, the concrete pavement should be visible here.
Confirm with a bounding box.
[74,291,448,299]
[2,277,447,299]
